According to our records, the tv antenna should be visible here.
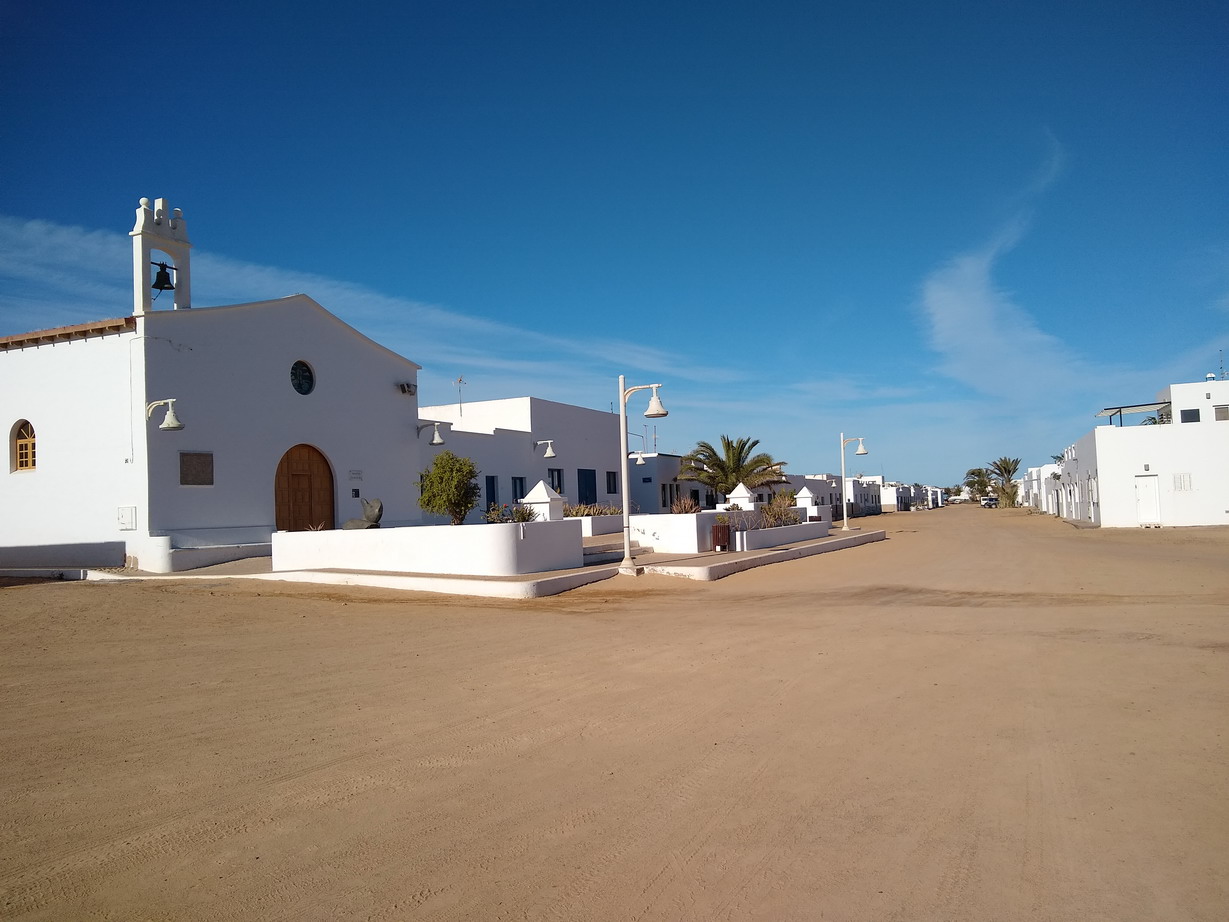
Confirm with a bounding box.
[454,376,466,414]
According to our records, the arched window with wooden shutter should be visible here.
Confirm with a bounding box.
[12,420,36,471]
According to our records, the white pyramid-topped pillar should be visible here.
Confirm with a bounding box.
[724,482,755,509]
[131,196,192,315]
[522,480,564,521]
[795,485,818,520]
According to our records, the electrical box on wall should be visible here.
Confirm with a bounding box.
[117,506,136,530]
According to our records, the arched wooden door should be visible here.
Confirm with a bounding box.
[274,444,335,531]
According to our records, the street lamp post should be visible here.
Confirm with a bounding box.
[619,374,668,573]
[839,432,869,531]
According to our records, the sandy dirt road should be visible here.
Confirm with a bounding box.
[1,506,1227,921]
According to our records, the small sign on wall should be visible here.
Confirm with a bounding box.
[117,506,136,530]
[348,470,363,481]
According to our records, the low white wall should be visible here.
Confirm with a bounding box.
[0,541,126,569]
[167,544,271,572]
[126,531,273,572]
[801,505,831,523]
[272,520,583,577]
[734,520,830,551]
[629,512,715,553]
[578,514,622,537]
[164,526,273,548]
[629,511,826,554]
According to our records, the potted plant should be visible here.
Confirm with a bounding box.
[712,513,731,552]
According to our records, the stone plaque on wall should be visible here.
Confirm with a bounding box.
[179,452,214,486]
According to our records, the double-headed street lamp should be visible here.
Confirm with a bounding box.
[839,432,869,531]
[619,375,667,573]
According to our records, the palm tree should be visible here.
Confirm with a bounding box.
[988,456,1021,507]
[964,467,993,500]
[677,436,787,501]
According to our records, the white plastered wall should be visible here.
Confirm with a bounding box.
[0,331,143,566]
[1090,423,1229,527]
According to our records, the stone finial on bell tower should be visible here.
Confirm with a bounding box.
[130,196,192,315]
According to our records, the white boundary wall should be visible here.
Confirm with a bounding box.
[579,514,622,537]
[272,520,583,576]
[734,520,830,551]
[630,512,718,553]
[630,510,824,553]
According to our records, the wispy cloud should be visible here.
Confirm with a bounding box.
[0,217,132,327]
[1006,128,1066,209]
[0,216,730,405]
[911,135,1229,468]
[918,137,1087,405]
[920,216,1085,402]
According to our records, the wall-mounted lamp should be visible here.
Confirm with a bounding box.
[146,398,184,431]
[534,439,556,458]
[397,382,417,396]
[150,261,176,294]
[635,451,645,465]
[417,421,445,446]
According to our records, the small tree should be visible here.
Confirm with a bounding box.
[419,450,481,525]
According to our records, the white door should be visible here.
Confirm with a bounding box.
[1134,475,1160,526]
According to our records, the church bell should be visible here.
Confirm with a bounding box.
[151,262,175,291]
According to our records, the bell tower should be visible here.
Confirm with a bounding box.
[130,196,192,315]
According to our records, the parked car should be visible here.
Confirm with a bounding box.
[980,496,999,508]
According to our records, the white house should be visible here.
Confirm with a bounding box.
[840,475,882,517]
[2,197,425,571]
[415,396,629,522]
[1056,376,1229,527]
[917,484,945,509]
[799,474,842,517]
[634,459,846,517]
[1018,463,1061,514]
[876,481,913,512]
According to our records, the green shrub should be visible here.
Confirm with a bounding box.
[485,503,540,524]
[419,451,481,525]
[671,496,701,514]
[563,503,621,517]
[760,491,801,528]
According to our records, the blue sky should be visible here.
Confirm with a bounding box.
[2,1,1226,485]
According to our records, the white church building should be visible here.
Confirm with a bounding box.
[1,198,427,571]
